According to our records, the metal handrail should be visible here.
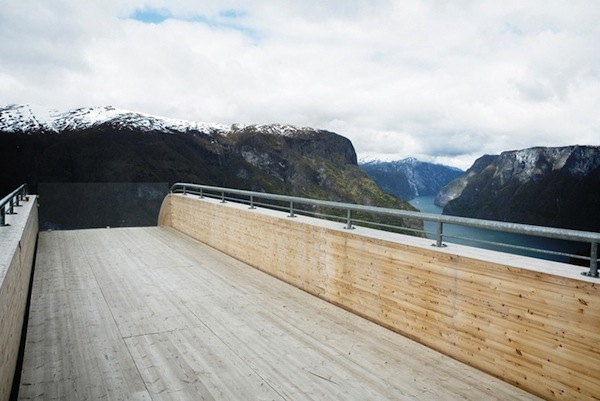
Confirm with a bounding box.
[0,184,29,226]
[170,182,600,278]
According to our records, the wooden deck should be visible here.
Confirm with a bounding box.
[18,227,541,400]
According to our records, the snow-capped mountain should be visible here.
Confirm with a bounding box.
[0,104,231,134]
[0,104,325,138]
[1,103,422,233]
[360,157,463,200]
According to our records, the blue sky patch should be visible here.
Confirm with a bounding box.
[128,7,260,42]
[129,9,171,24]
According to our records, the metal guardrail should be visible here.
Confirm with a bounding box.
[0,184,29,226]
[170,183,600,278]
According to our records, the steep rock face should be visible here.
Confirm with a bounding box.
[0,104,420,231]
[438,146,600,231]
[360,158,463,200]
[222,124,358,199]
[434,154,497,207]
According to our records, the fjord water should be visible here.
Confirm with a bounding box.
[409,196,587,264]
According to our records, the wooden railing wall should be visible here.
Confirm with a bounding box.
[0,196,37,401]
[158,193,600,400]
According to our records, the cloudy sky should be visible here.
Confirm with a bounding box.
[1,0,599,169]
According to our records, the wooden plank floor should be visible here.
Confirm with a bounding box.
[18,227,542,400]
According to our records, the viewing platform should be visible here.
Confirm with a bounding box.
[2,184,599,400]
[19,226,539,400]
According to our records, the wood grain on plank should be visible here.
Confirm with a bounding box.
[159,194,600,400]
[19,226,539,400]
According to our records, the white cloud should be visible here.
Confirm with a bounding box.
[1,0,599,169]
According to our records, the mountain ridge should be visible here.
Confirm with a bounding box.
[0,104,321,137]
[437,145,600,231]
[360,158,463,201]
[0,104,421,232]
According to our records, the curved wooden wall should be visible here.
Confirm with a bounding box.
[159,193,599,400]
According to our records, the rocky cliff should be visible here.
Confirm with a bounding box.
[0,104,420,230]
[434,155,497,207]
[436,146,600,231]
[360,158,463,201]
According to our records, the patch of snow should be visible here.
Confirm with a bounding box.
[1,104,333,139]
[358,155,393,164]
[0,104,60,132]
[0,104,232,135]
[250,123,316,137]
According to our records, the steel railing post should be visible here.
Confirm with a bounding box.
[288,201,295,218]
[249,195,255,209]
[345,209,353,230]
[433,221,446,247]
[583,242,599,278]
